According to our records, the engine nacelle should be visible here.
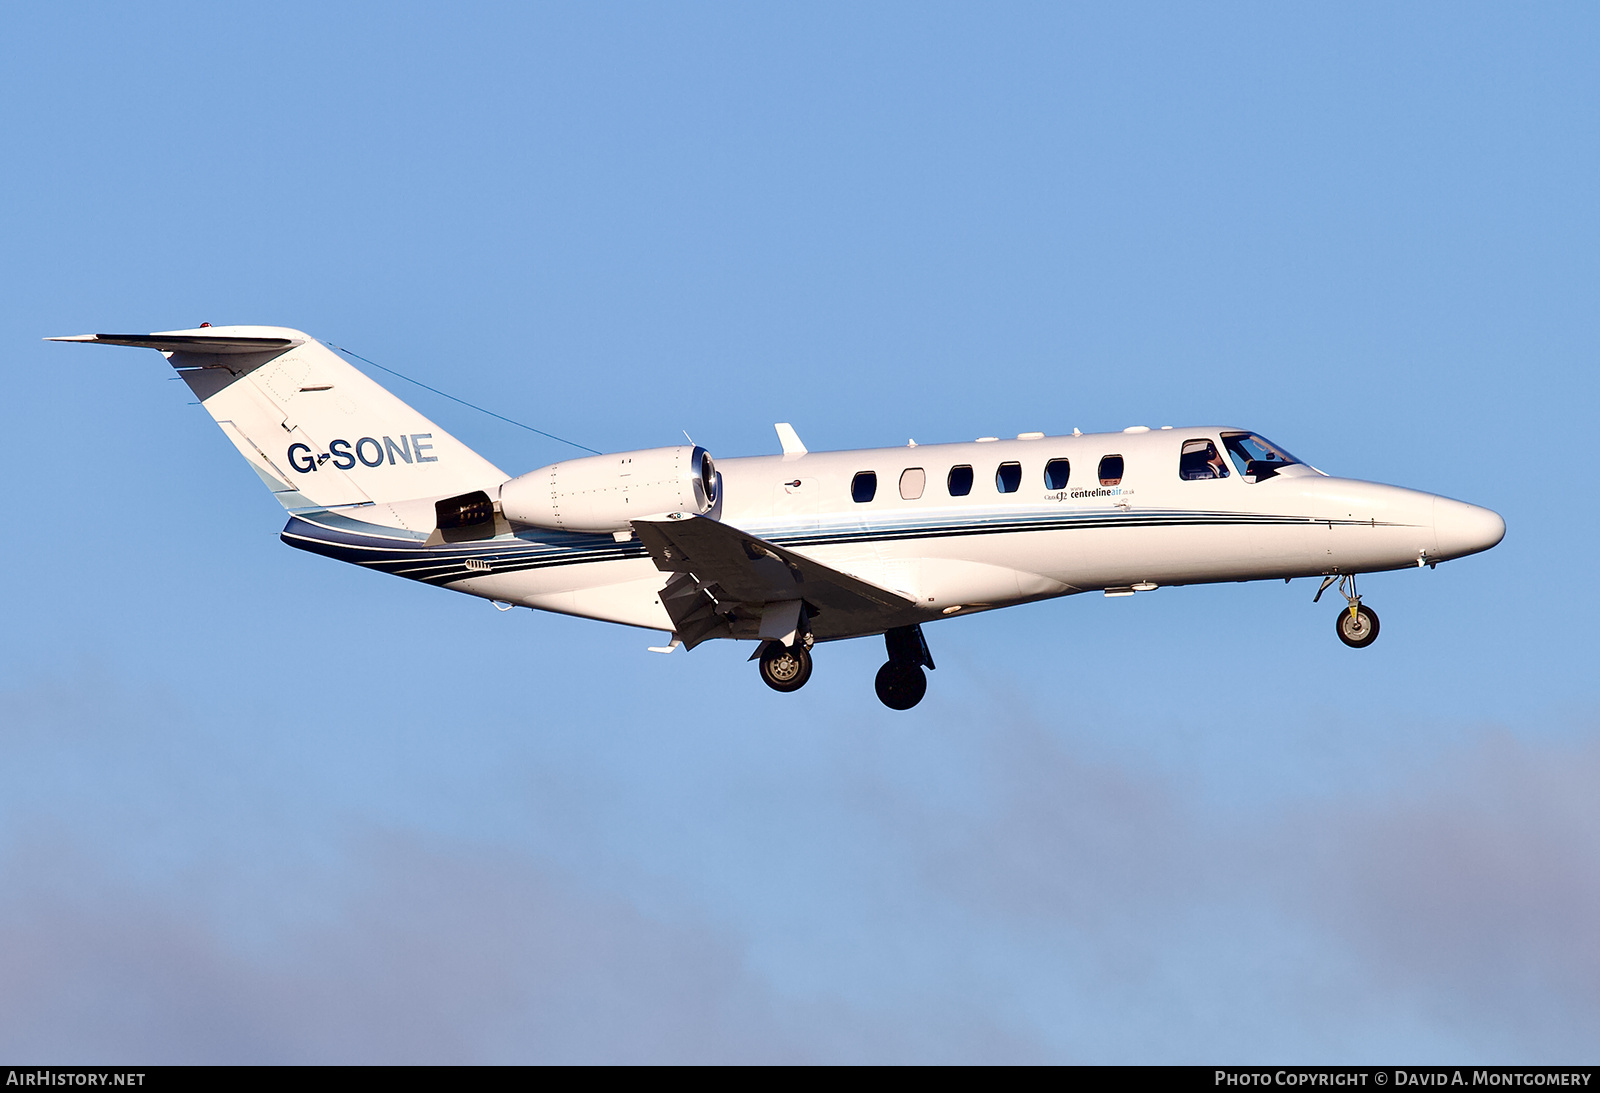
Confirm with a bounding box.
[498,445,718,533]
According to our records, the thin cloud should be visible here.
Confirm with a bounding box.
[0,677,1595,1061]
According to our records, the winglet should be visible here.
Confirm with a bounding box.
[774,422,807,457]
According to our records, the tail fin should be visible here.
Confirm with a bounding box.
[49,326,507,530]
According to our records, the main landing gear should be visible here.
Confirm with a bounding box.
[875,625,935,710]
[753,623,937,709]
[758,640,813,692]
[1315,573,1381,649]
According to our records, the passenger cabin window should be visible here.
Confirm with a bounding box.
[899,467,926,500]
[996,462,1022,494]
[1220,432,1301,482]
[1178,439,1229,481]
[852,471,877,503]
[948,465,974,497]
[1098,455,1124,486]
[1044,459,1070,490]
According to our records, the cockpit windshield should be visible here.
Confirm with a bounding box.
[1220,432,1301,482]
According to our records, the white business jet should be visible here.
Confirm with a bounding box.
[52,326,1505,709]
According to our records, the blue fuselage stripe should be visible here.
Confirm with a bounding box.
[280,510,1402,586]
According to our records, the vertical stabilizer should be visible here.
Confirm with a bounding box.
[49,326,507,531]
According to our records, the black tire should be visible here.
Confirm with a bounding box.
[1335,604,1380,648]
[759,643,813,692]
[874,661,927,710]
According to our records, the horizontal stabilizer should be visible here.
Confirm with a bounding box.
[47,333,297,354]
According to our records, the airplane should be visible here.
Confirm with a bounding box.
[50,325,1506,710]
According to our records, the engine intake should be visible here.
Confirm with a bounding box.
[499,445,717,533]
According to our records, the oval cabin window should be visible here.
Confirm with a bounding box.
[852,471,878,503]
[899,468,926,500]
[947,465,974,497]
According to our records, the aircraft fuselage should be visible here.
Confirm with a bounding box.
[410,426,1503,639]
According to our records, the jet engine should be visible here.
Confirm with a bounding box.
[498,445,718,533]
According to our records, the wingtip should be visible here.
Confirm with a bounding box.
[45,334,99,342]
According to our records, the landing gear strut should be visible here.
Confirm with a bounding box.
[1316,573,1380,649]
[875,625,935,710]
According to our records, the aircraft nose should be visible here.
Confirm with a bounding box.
[1433,496,1505,560]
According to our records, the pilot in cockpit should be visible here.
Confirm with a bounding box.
[1206,446,1229,479]
[1180,438,1231,480]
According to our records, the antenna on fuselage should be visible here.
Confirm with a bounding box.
[774,423,807,456]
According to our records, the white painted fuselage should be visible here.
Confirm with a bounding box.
[451,427,1504,639]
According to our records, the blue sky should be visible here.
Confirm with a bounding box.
[3,1,1597,1062]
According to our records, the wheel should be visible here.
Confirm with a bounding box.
[759,643,813,692]
[1335,603,1380,648]
[874,661,927,710]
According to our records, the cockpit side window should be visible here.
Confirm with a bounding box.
[1220,432,1301,482]
[1098,455,1124,486]
[1178,439,1229,481]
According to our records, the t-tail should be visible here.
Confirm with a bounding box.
[48,326,507,532]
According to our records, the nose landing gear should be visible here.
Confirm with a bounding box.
[1336,603,1380,648]
[875,624,935,710]
[1316,573,1381,648]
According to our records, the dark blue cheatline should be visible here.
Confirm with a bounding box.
[282,509,1409,587]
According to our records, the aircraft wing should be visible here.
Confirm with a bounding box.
[633,515,923,647]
